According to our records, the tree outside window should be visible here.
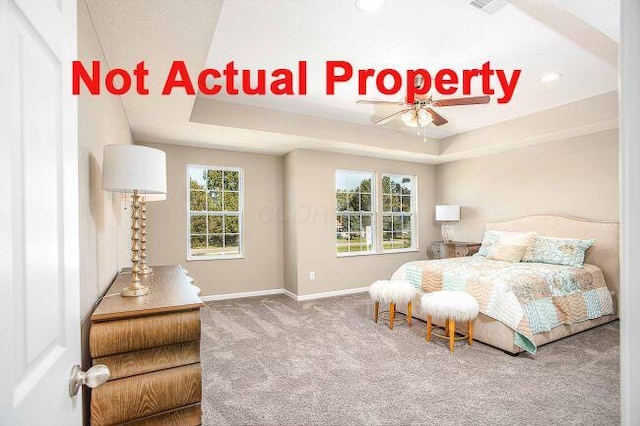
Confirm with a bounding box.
[336,170,416,256]
[382,174,415,251]
[188,165,242,259]
[336,170,374,254]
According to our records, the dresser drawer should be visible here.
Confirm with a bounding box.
[93,341,200,380]
[122,404,202,426]
[90,364,202,426]
[90,310,201,358]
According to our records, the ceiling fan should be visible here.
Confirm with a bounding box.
[357,75,490,134]
[357,93,491,129]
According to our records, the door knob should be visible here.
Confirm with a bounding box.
[68,364,110,397]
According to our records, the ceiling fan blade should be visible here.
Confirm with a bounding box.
[432,96,491,107]
[357,100,409,106]
[426,108,448,126]
[374,109,411,125]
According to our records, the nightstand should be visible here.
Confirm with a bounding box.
[428,241,481,259]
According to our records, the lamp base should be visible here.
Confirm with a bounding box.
[139,265,154,275]
[121,285,150,297]
[441,222,454,243]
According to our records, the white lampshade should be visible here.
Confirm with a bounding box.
[102,145,167,194]
[355,0,383,12]
[435,205,461,222]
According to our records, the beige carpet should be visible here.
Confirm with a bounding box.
[200,293,619,425]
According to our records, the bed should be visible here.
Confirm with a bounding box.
[391,214,619,354]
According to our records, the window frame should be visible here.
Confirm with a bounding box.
[380,173,417,253]
[335,170,419,257]
[335,169,376,257]
[186,164,244,261]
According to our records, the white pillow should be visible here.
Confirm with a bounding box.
[476,230,537,257]
[486,244,527,263]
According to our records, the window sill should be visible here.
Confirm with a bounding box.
[337,251,376,258]
[383,248,420,254]
[187,254,245,262]
[337,249,419,258]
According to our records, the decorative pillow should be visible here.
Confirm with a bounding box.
[522,236,595,268]
[476,230,537,257]
[486,244,527,263]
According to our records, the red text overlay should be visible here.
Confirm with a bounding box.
[72,60,522,104]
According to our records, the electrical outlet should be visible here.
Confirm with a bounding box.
[309,271,315,280]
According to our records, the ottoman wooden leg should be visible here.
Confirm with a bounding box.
[468,320,473,346]
[407,301,412,327]
[389,302,395,330]
[449,318,455,353]
[374,301,379,323]
[426,315,432,342]
[444,319,449,337]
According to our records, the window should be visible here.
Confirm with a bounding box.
[188,165,242,259]
[336,170,417,256]
[336,170,374,254]
[382,174,415,251]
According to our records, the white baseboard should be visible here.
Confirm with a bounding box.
[200,288,284,302]
[201,286,369,302]
[282,289,297,300]
[295,286,369,301]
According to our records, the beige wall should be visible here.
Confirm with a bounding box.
[283,151,298,294]
[142,146,438,297]
[78,0,131,321]
[435,129,619,242]
[142,143,284,295]
[78,0,132,420]
[286,150,439,296]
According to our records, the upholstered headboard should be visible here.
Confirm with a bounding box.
[485,214,619,306]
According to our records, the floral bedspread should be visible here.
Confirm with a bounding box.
[391,257,614,353]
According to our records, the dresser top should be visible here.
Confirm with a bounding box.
[431,241,481,246]
[91,265,204,322]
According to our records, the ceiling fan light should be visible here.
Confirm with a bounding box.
[418,109,433,126]
[355,0,384,12]
[402,111,417,127]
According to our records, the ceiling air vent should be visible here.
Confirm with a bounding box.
[468,0,508,15]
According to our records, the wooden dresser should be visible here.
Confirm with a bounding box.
[89,265,204,426]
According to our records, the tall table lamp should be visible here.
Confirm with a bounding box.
[121,192,167,275]
[102,145,167,297]
[435,205,461,243]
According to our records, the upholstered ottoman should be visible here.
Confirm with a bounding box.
[421,291,479,353]
[369,280,417,330]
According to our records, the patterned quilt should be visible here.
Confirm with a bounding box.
[391,257,614,353]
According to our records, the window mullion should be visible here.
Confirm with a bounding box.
[375,172,382,254]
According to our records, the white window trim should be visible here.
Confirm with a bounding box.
[336,170,419,257]
[380,172,418,254]
[186,164,245,261]
[336,169,376,257]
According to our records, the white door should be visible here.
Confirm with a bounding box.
[0,0,82,424]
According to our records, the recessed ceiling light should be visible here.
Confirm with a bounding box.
[355,0,384,12]
[540,72,563,83]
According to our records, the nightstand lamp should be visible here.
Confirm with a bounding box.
[102,145,167,297]
[435,205,461,243]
